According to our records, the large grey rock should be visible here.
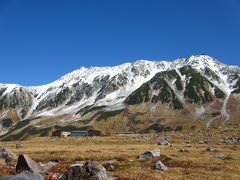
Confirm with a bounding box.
[0,148,17,165]
[60,161,109,180]
[16,154,44,174]
[139,149,160,160]
[0,171,44,180]
[154,161,168,171]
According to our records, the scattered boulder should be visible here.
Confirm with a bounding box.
[223,138,240,144]
[185,144,192,147]
[16,144,23,149]
[0,148,17,165]
[60,161,109,180]
[199,140,208,144]
[158,138,170,146]
[139,149,160,160]
[207,146,216,152]
[0,171,44,180]
[213,154,225,159]
[179,148,189,153]
[154,161,168,171]
[16,154,44,174]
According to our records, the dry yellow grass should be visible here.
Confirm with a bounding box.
[1,129,240,179]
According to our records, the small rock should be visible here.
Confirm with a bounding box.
[199,140,208,144]
[158,138,170,146]
[207,146,216,152]
[16,144,23,149]
[139,149,160,160]
[179,148,189,153]
[51,159,61,163]
[185,144,192,147]
[154,161,168,171]
[214,154,225,159]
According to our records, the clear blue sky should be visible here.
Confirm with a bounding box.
[0,0,240,86]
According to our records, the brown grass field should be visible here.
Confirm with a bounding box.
[0,128,240,180]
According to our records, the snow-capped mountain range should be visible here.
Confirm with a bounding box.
[0,55,240,136]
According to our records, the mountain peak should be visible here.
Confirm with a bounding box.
[187,54,222,66]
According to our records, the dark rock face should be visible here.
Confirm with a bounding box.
[95,74,128,102]
[0,171,44,180]
[35,87,72,111]
[16,154,44,174]
[60,161,108,180]
[0,87,33,118]
[125,67,226,108]
[66,83,93,106]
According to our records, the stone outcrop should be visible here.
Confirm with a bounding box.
[15,154,44,174]
[0,148,17,165]
[60,161,109,180]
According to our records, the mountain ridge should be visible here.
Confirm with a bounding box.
[1,54,240,138]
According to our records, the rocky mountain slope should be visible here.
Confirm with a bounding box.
[1,55,240,138]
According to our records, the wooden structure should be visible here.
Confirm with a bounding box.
[52,129,63,138]
[88,129,102,136]
[70,130,88,137]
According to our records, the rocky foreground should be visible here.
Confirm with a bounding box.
[0,128,240,179]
